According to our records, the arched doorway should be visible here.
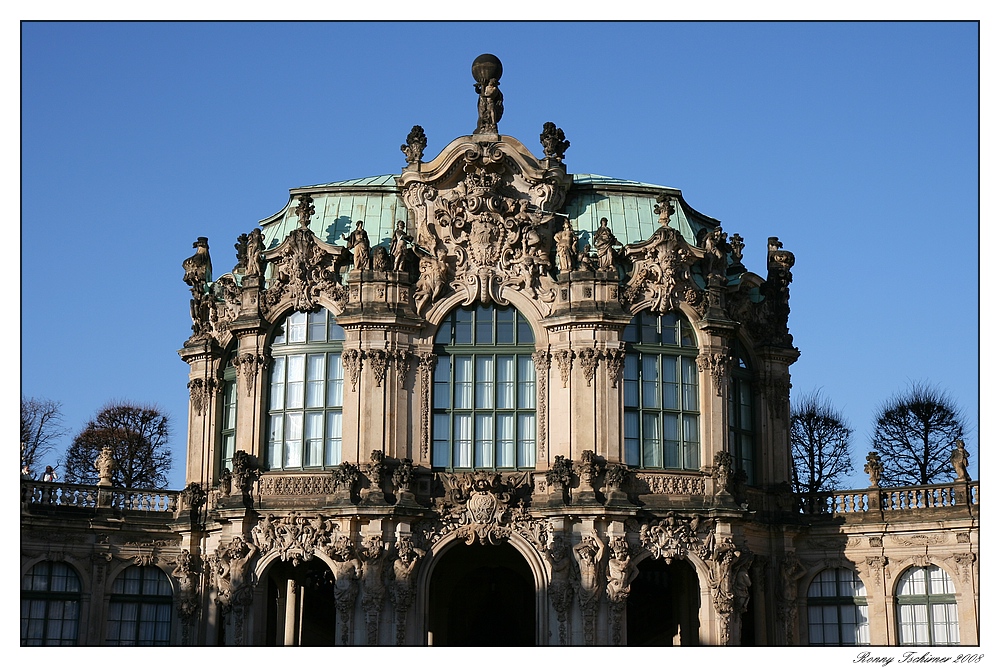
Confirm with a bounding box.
[428,541,535,646]
[264,559,337,645]
[627,557,700,645]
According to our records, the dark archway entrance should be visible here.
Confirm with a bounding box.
[428,541,535,646]
[626,557,700,645]
[264,559,337,645]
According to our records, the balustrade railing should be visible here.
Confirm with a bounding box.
[21,480,180,513]
[802,481,978,515]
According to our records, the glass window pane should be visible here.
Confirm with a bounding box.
[496,308,515,344]
[432,414,450,467]
[642,413,661,467]
[269,357,286,410]
[517,313,533,343]
[288,311,307,343]
[454,356,473,409]
[662,355,678,410]
[642,356,660,409]
[327,353,344,407]
[453,414,472,468]
[497,355,515,409]
[284,413,302,467]
[328,319,346,341]
[475,413,494,468]
[517,355,535,409]
[325,412,342,466]
[476,305,494,344]
[663,414,679,468]
[305,412,324,466]
[308,309,327,342]
[286,354,305,409]
[454,309,473,344]
[517,414,536,468]
[681,357,698,411]
[268,415,283,468]
[306,354,326,408]
[433,356,451,409]
[623,355,639,408]
[624,412,640,467]
[475,357,495,409]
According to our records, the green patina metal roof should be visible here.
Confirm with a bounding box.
[260,173,719,252]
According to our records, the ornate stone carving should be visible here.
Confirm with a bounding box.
[392,458,414,501]
[391,349,412,389]
[866,556,888,588]
[869,536,884,548]
[776,553,806,645]
[372,246,390,273]
[607,536,636,646]
[251,512,341,566]
[545,455,574,504]
[390,535,425,645]
[230,450,259,498]
[573,531,605,646]
[889,533,945,547]
[532,350,550,458]
[359,535,390,645]
[953,552,976,583]
[332,461,362,500]
[708,537,753,646]
[539,122,570,161]
[423,471,537,547]
[244,227,265,278]
[574,449,599,501]
[264,196,345,313]
[553,348,574,388]
[342,349,362,391]
[233,352,266,397]
[604,347,625,388]
[714,451,734,496]
[764,375,792,419]
[172,550,200,644]
[417,353,437,458]
[593,217,622,272]
[577,347,600,387]
[208,535,258,642]
[543,533,574,645]
[211,274,242,333]
[697,350,732,398]
[864,451,884,488]
[639,513,714,563]
[187,376,219,415]
[95,444,115,487]
[328,536,361,645]
[180,482,207,524]
[472,54,503,134]
[361,450,387,504]
[388,220,414,273]
[413,246,450,314]
[622,196,698,314]
[400,125,427,164]
[368,349,390,388]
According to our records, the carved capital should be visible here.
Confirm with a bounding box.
[553,349,574,388]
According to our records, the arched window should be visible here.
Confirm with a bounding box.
[21,561,82,646]
[806,568,870,645]
[728,341,756,483]
[106,565,173,645]
[622,311,700,469]
[896,565,959,645]
[432,305,536,469]
[266,308,345,470]
[219,352,238,476]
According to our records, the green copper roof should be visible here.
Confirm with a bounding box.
[260,173,718,252]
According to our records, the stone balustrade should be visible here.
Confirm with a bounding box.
[802,481,978,515]
[21,479,179,513]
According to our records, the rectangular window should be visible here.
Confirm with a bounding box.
[453,413,472,468]
[306,354,326,408]
[496,413,514,468]
[304,412,324,466]
[454,356,473,410]
[285,354,305,409]
[327,353,344,408]
[516,413,535,468]
[517,355,535,409]
[283,413,302,468]
[475,413,494,468]
[497,355,515,409]
[475,357,495,409]
[325,412,342,466]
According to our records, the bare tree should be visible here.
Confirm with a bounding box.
[64,401,172,489]
[790,391,854,494]
[870,383,967,487]
[21,396,66,478]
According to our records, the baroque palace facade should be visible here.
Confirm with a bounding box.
[21,55,978,647]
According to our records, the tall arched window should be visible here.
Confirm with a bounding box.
[21,561,82,646]
[267,308,345,470]
[622,311,700,469]
[728,341,756,483]
[896,565,959,645]
[105,565,173,645]
[219,352,238,476]
[432,305,536,469]
[806,568,870,645]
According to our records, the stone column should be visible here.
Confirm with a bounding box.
[283,579,299,645]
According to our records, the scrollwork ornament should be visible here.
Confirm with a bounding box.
[417,353,437,458]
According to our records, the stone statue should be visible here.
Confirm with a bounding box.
[951,439,970,482]
[359,535,390,644]
[94,444,115,487]
[544,534,574,645]
[606,536,634,601]
[329,538,362,644]
[183,237,213,288]
[472,54,503,135]
[390,535,425,645]
[372,246,390,272]
[578,244,597,273]
[342,220,372,271]
[389,220,413,272]
[573,530,606,607]
[593,217,621,271]
[554,219,577,273]
[244,227,265,278]
[414,247,448,313]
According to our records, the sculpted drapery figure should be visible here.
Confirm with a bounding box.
[414,247,449,313]
[343,220,372,271]
[593,217,621,271]
[389,220,413,272]
[951,439,971,482]
[554,219,578,273]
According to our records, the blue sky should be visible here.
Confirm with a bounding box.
[20,21,978,490]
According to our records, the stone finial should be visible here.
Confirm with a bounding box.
[401,125,427,164]
[864,451,883,488]
[94,444,116,487]
[540,122,570,161]
[653,194,675,228]
[295,194,315,229]
[472,54,504,135]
